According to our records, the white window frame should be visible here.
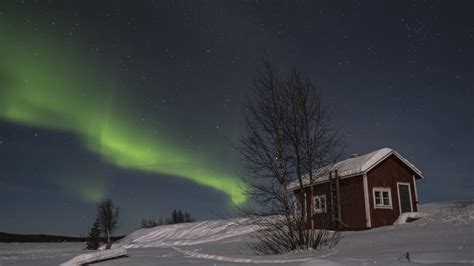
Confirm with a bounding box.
[373,187,392,209]
[313,194,327,214]
[293,193,306,216]
[396,182,413,214]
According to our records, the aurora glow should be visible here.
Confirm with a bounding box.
[0,18,247,205]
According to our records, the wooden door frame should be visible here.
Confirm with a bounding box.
[396,182,413,214]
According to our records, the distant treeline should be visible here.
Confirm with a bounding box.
[141,209,195,228]
[0,232,124,243]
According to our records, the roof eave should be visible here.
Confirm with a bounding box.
[287,150,425,191]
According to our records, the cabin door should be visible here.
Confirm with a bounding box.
[397,183,413,213]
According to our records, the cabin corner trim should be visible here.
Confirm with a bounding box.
[363,173,372,228]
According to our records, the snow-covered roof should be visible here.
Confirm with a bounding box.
[287,147,423,191]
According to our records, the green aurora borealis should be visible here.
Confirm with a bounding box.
[0,17,247,205]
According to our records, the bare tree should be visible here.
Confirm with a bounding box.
[97,198,120,249]
[238,60,342,254]
[239,60,300,253]
[284,69,342,247]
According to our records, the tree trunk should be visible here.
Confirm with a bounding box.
[106,228,111,249]
[309,178,315,247]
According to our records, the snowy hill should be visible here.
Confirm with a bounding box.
[113,218,258,248]
[0,201,472,265]
[111,201,473,265]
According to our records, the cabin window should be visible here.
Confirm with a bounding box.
[313,194,326,213]
[293,193,305,215]
[373,187,392,209]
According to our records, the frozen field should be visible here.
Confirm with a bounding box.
[0,242,88,266]
[1,201,472,265]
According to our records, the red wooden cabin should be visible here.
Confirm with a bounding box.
[287,148,423,230]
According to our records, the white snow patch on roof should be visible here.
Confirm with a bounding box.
[287,148,423,191]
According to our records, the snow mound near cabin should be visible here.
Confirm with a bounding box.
[113,218,258,249]
[393,211,429,225]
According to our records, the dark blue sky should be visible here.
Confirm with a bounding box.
[0,0,472,235]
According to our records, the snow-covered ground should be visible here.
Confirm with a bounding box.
[0,242,88,265]
[114,217,257,248]
[0,201,472,265]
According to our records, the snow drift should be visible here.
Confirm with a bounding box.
[110,201,473,265]
[114,218,258,248]
[393,211,429,225]
[0,201,472,265]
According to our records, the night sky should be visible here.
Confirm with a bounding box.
[0,1,472,236]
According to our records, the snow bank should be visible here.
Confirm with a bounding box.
[2,202,471,265]
[60,248,126,265]
[393,212,429,225]
[419,201,474,225]
[393,201,473,226]
[114,218,259,248]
